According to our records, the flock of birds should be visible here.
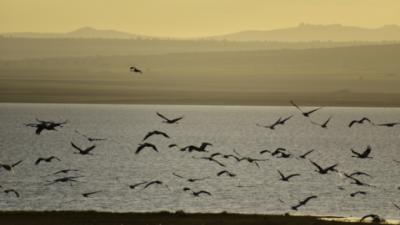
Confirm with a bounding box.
[1,100,400,223]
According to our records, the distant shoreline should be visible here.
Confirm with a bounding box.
[0,210,394,225]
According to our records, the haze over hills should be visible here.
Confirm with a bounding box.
[209,24,400,42]
[1,27,153,39]
[3,24,400,42]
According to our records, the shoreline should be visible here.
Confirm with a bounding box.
[0,211,396,225]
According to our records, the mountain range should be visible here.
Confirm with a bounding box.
[3,24,400,42]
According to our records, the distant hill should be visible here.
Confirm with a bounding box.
[209,24,400,42]
[1,27,153,39]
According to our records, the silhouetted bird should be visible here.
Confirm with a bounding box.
[291,195,317,210]
[360,214,384,223]
[217,170,236,177]
[310,160,338,174]
[351,145,372,159]
[4,189,19,198]
[156,112,183,124]
[344,173,371,186]
[75,130,106,142]
[0,160,23,171]
[193,155,225,167]
[375,122,400,127]
[130,66,142,74]
[260,147,286,155]
[290,101,322,117]
[35,156,61,165]
[238,157,268,168]
[46,176,82,186]
[183,188,212,197]
[348,171,371,178]
[348,117,373,128]
[136,143,158,154]
[299,149,315,159]
[278,170,300,182]
[393,203,400,210]
[350,191,367,197]
[143,180,164,189]
[71,142,96,155]
[52,169,79,175]
[311,117,331,128]
[129,181,148,189]
[82,191,102,198]
[142,130,170,141]
[172,172,209,182]
[256,118,282,130]
[26,119,67,135]
[181,142,212,152]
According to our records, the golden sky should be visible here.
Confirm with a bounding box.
[1,0,400,37]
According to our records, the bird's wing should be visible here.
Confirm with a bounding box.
[35,126,44,135]
[310,121,321,126]
[172,172,185,179]
[326,163,338,171]
[85,145,96,152]
[260,149,271,154]
[351,149,361,157]
[35,158,43,165]
[217,171,226,176]
[348,120,356,127]
[277,170,285,179]
[305,107,322,115]
[71,142,82,151]
[170,116,184,123]
[364,146,372,156]
[160,131,170,138]
[300,149,314,158]
[142,132,152,141]
[290,100,303,112]
[287,174,301,179]
[135,145,145,154]
[281,115,293,123]
[212,159,225,167]
[156,112,169,121]
[310,160,323,171]
[323,117,332,126]
[12,160,23,167]
[394,203,400,210]
[304,195,317,203]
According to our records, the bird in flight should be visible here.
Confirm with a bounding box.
[172,172,209,183]
[136,143,158,154]
[350,191,367,197]
[193,155,225,167]
[310,160,338,174]
[142,130,170,141]
[343,173,371,186]
[46,176,83,186]
[181,142,213,152]
[75,130,107,142]
[25,119,68,135]
[129,181,148,189]
[52,169,79,175]
[257,115,292,130]
[360,214,384,223]
[217,170,236,177]
[311,116,332,129]
[82,191,102,198]
[4,189,20,198]
[0,160,23,172]
[35,156,61,165]
[290,101,322,117]
[277,170,300,182]
[156,112,184,124]
[298,149,315,159]
[374,122,400,127]
[348,117,373,128]
[291,195,317,210]
[71,142,96,155]
[351,145,372,159]
[142,180,166,190]
[130,66,142,74]
[183,187,212,197]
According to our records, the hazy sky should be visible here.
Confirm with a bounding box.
[1,0,400,37]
